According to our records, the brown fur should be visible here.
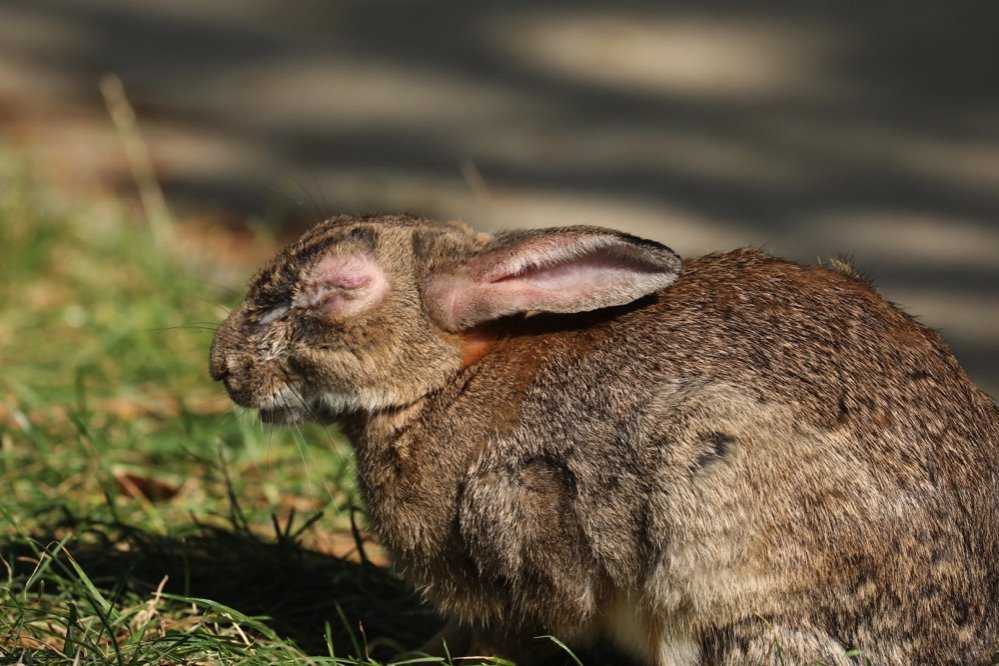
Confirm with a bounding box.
[211,215,999,665]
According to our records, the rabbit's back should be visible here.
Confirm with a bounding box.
[648,249,999,458]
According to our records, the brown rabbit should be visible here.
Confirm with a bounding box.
[210,214,999,665]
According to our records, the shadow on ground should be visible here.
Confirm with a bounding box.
[3,516,638,665]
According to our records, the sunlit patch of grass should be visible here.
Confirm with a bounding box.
[0,152,358,537]
[0,512,441,664]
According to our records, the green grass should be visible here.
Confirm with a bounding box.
[0,153,448,664]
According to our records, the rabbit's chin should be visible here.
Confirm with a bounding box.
[258,403,341,425]
[259,407,307,425]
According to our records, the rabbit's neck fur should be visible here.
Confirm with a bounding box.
[345,369,487,540]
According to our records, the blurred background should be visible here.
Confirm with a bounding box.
[1,0,997,396]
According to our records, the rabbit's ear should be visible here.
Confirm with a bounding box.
[293,253,390,318]
[424,226,682,331]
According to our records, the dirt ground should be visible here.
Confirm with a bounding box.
[1,0,997,395]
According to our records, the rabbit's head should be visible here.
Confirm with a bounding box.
[210,215,681,424]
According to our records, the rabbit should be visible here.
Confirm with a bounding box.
[210,214,999,665]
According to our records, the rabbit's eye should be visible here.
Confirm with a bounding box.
[257,304,289,326]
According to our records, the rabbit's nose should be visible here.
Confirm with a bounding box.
[209,317,245,381]
[209,348,231,382]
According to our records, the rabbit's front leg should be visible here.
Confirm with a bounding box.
[457,457,603,632]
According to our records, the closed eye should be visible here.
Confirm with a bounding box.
[257,304,289,326]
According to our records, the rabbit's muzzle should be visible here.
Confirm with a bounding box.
[210,313,286,410]
[211,316,355,424]
[210,351,264,410]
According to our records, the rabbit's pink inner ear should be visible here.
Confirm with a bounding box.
[424,232,682,331]
[295,253,389,317]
